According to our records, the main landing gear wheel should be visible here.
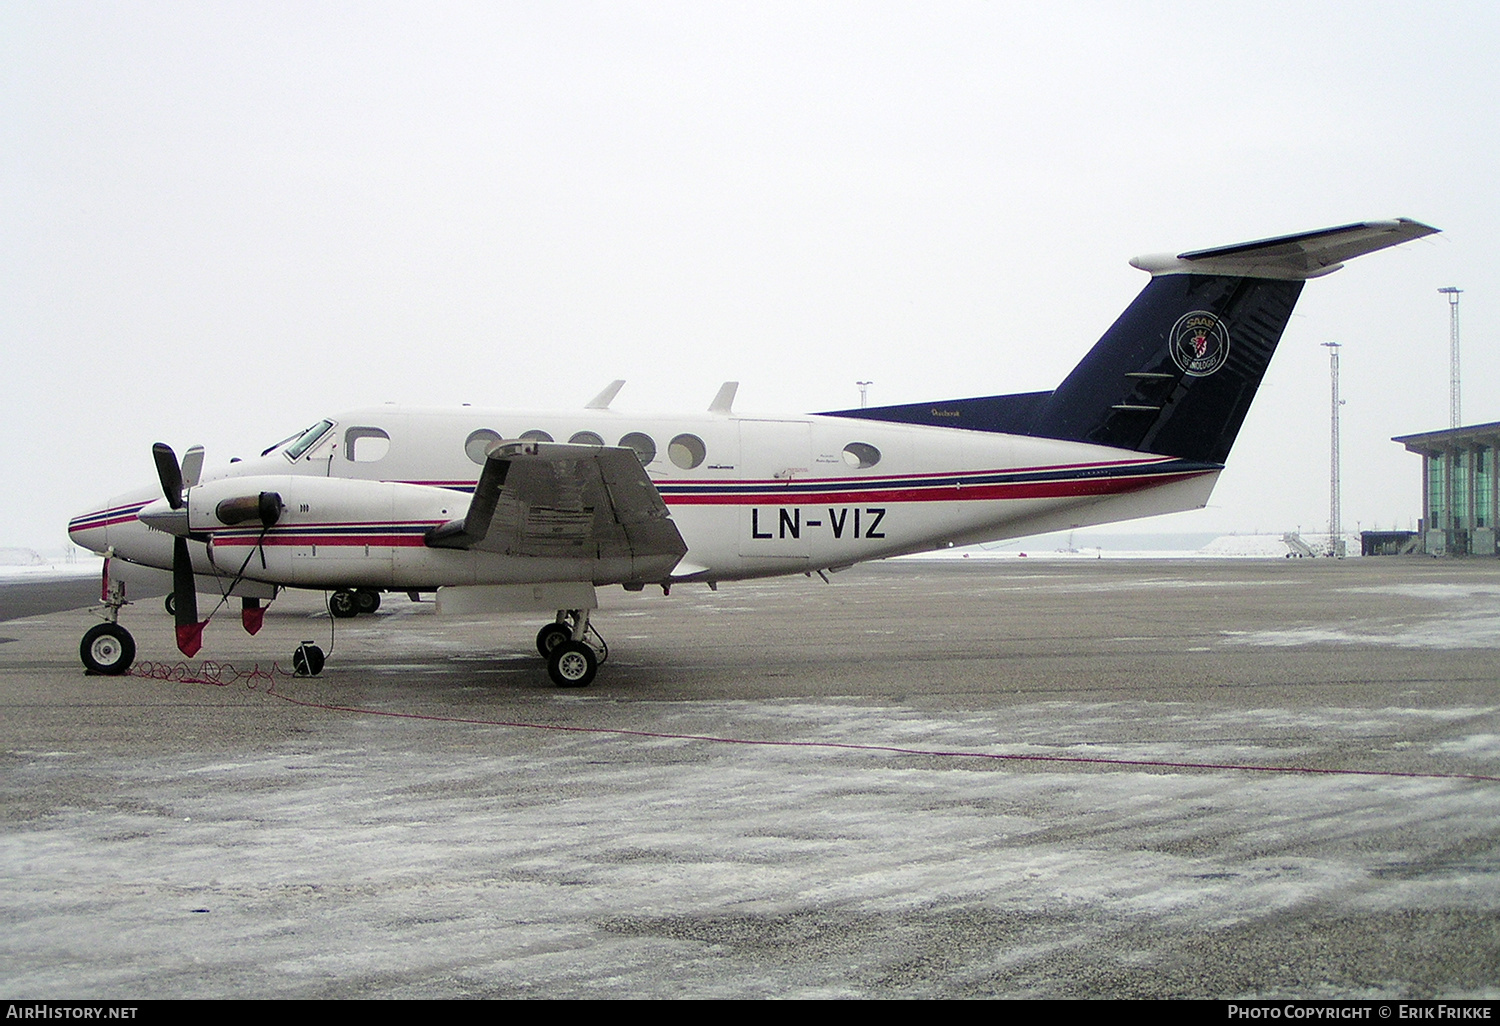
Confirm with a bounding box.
[548,641,598,688]
[329,590,358,618]
[536,622,572,657]
[81,623,135,675]
[293,641,325,677]
[354,588,381,614]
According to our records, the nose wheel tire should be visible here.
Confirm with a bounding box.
[164,593,176,616]
[81,623,135,675]
[548,641,597,688]
[536,622,573,657]
[354,589,381,614]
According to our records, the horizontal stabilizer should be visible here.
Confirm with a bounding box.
[1130,218,1438,280]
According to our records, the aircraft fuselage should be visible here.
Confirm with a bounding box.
[70,405,1218,590]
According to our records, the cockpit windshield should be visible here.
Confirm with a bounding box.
[281,419,335,460]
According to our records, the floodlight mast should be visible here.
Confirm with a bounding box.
[1440,287,1462,428]
[1322,341,1344,557]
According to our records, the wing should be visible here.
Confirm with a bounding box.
[425,441,688,583]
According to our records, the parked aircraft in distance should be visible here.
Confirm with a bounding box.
[69,219,1437,686]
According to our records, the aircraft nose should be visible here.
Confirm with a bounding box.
[68,501,121,554]
[67,487,162,557]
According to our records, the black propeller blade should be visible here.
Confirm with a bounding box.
[171,532,205,657]
[152,443,183,510]
[172,537,199,629]
[154,442,204,656]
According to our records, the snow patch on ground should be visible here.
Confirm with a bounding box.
[0,558,103,581]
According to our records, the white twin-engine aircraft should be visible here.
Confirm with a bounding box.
[69,219,1437,685]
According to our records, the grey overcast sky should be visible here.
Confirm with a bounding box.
[4,1,1496,551]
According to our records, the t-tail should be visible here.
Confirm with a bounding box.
[823,219,1438,466]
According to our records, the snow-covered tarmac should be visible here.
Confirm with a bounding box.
[3,559,1499,997]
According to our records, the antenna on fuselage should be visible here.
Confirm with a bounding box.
[709,381,738,414]
[586,380,625,410]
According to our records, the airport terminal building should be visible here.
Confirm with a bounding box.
[1394,421,1500,556]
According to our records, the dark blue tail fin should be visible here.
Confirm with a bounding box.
[821,219,1437,466]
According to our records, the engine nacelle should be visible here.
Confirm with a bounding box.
[188,475,460,587]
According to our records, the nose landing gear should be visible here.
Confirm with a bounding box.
[80,560,134,675]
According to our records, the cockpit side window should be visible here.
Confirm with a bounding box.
[261,431,300,457]
[284,420,334,460]
[344,426,391,462]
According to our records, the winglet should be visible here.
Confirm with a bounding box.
[709,381,738,414]
[586,380,625,410]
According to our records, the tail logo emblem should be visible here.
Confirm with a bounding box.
[1169,311,1230,377]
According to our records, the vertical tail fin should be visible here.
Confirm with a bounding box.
[822,219,1437,465]
[1026,273,1304,465]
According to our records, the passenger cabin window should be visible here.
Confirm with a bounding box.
[619,432,657,465]
[520,429,554,443]
[284,420,334,460]
[843,442,881,469]
[668,433,707,470]
[465,429,502,465]
[569,431,604,446]
[345,426,391,462]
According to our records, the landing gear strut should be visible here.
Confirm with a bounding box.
[543,608,605,687]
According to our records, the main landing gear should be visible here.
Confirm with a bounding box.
[538,609,606,687]
[329,588,382,618]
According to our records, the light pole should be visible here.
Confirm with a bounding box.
[1440,287,1462,428]
[1322,341,1344,557]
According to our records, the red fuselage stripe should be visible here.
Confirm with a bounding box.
[661,471,1203,506]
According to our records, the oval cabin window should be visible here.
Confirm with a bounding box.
[465,429,502,465]
[668,433,707,470]
[842,442,881,469]
[619,432,657,465]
